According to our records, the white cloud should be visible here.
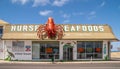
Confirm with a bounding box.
[87,11,96,20]
[63,20,70,23]
[62,14,70,18]
[39,10,53,16]
[89,11,96,15]
[100,1,105,7]
[53,0,69,7]
[32,0,50,7]
[11,0,29,5]
[72,11,96,20]
[87,15,96,20]
[72,12,84,16]
[11,0,69,7]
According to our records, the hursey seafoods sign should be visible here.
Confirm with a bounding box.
[10,25,104,32]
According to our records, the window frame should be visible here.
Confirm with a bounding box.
[12,41,25,52]
[77,41,103,59]
[40,42,59,59]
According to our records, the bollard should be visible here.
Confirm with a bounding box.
[90,56,93,63]
[51,55,55,64]
[91,56,93,61]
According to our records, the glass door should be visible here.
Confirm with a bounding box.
[32,43,40,59]
[63,46,73,61]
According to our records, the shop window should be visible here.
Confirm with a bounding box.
[77,42,85,59]
[86,42,93,53]
[77,41,102,59]
[86,42,94,59]
[0,28,3,37]
[78,48,84,53]
[40,43,59,59]
[39,42,59,59]
[94,42,102,59]
[12,41,24,52]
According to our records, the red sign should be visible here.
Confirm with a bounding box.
[95,48,101,53]
[46,48,52,53]
[78,48,84,53]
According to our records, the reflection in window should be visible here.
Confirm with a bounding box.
[77,41,102,59]
[0,28,3,37]
[94,42,102,58]
[77,42,85,59]
[12,41,24,52]
[40,42,59,59]
[0,29,3,34]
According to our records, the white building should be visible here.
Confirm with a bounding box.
[0,19,119,61]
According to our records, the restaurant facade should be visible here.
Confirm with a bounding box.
[0,18,118,61]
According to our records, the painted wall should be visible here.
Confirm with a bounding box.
[4,40,32,60]
[0,40,4,59]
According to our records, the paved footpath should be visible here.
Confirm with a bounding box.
[0,60,120,64]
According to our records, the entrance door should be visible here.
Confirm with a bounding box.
[32,43,40,59]
[63,47,73,61]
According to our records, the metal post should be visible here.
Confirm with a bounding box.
[52,54,55,64]
[90,56,93,63]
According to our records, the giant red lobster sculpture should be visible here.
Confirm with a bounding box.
[37,17,64,40]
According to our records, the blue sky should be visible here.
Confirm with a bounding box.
[0,0,120,51]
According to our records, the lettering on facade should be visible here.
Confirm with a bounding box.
[15,53,31,55]
[10,25,104,32]
[11,25,39,32]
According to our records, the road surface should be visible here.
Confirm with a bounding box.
[0,63,120,69]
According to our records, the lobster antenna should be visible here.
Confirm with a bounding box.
[47,17,55,24]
